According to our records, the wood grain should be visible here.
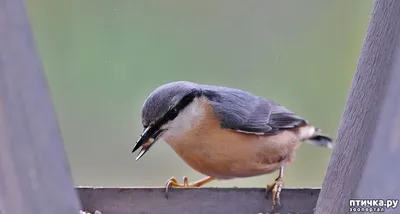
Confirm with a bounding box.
[353,25,400,213]
[78,187,320,214]
[0,0,82,213]
[316,0,400,213]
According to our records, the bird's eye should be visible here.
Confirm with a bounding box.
[169,107,179,118]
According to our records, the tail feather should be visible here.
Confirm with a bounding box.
[299,126,334,149]
[308,134,333,148]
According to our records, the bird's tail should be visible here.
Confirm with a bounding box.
[300,126,334,149]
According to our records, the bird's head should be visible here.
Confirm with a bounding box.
[132,81,203,160]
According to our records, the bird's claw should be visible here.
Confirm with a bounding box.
[164,176,192,198]
[165,176,214,198]
[266,177,284,211]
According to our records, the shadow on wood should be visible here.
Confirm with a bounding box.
[78,187,319,214]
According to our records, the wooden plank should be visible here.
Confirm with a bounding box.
[0,0,82,213]
[315,0,400,213]
[77,187,320,214]
[353,29,400,211]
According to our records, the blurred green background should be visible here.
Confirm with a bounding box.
[26,0,373,188]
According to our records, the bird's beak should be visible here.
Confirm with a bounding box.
[132,126,164,161]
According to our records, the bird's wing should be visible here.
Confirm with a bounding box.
[203,88,306,135]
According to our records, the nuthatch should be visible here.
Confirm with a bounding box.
[132,81,333,210]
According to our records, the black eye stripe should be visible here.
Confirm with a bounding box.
[153,90,201,128]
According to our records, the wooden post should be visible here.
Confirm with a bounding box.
[316,0,400,213]
[0,0,82,213]
[353,34,400,208]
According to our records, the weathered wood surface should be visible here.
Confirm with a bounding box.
[0,0,82,213]
[78,187,320,214]
[316,0,400,214]
[353,26,400,213]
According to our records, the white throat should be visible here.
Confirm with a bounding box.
[161,97,205,141]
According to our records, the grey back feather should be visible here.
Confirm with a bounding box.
[202,85,307,135]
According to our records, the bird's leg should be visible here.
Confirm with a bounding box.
[266,166,284,210]
[165,176,214,197]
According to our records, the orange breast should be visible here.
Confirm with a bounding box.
[164,98,302,179]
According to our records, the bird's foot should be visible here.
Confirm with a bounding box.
[266,176,284,211]
[165,176,214,198]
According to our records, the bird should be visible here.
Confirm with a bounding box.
[132,81,333,210]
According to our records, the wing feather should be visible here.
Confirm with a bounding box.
[202,87,306,135]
